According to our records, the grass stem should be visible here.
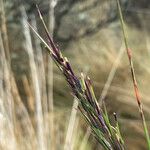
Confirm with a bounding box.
[116,0,150,149]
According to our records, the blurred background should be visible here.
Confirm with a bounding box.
[0,0,150,149]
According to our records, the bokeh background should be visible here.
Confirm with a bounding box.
[0,0,150,149]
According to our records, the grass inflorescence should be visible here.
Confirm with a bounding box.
[28,5,125,150]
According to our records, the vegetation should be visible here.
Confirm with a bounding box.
[0,0,150,149]
[29,0,150,149]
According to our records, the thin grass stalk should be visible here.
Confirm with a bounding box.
[116,0,150,149]
[64,98,78,150]
[70,117,79,150]
[99,45,124,103]
[31,14,48,114]
[48,1,57,149]
[21,8,46,150]
[0,31,6,124]
[30,15,50,149]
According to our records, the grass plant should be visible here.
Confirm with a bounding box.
[28,5,125,150]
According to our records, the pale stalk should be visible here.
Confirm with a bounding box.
[21,7,46,150]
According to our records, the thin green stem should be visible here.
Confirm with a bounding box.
[116,0,150,149]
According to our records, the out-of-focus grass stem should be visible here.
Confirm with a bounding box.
[48,0,57,149]
[64,98,78,150]
[21,7,46,150]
